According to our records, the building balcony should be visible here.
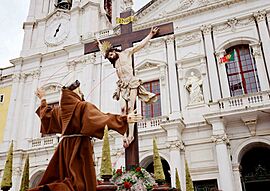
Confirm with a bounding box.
[208,90,270,116]
[138,116,168,131]
[29,136,59,149]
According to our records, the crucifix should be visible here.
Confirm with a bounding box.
[84,9,174,170]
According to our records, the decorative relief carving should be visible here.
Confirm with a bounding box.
[14,167,22,176]
[176,31,201,44]
[165,35,175,45]
[254,10,266,22]
[168,140,185,151]
[211,133,230,145]
[177,0,195,12]
[201,24,212,35]
[227,18,238,32]
[213,16,254,34]
[12,73,21,82]
[250,43,261,57]
[185,71,204,104]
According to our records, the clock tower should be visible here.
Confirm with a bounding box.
[21,0,126,57]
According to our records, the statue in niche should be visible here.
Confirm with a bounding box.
[185,72,204,104]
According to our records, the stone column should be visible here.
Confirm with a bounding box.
[250,43,270,90]
[254,11,270,78]
[233,163,243,191]
[216,50,231,98]
[11,73,26,143]
[26,70,40,142]
[168,141,184,189]
[211,119,234,191]
[201,25,221,101]
[165,35,181,119]
[160,64,170,116]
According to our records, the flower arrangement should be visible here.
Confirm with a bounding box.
[110,167,156,191]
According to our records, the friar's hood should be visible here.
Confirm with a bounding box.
[60,89,82,133]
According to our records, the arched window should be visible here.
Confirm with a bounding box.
[225,45,260,96]
[141,80,161,119]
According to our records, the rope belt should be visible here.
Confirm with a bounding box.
[60,134,92,141]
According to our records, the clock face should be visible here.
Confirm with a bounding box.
[45,14,70,46]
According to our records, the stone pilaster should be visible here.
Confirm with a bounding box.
[210,119,234,191]
[201,25,221,101]
[250,43,270,90]
[254,11,270,79]
[165,35,181,119]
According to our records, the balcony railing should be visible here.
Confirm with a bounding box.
[30,136,59,149]
[138,116,168,130]
[209,90,270,112]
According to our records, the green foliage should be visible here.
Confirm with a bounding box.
[185,159,194,191]
[175,168,181,191]
[100,126,113,176]
[19,154,29,191]
[1,141,13,190]
[153,138,165,181]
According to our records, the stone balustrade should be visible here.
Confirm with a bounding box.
[138,116,168,130]
[209,90,270,112]
[30,136,59,149]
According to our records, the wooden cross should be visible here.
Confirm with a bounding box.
[84,10,174,170]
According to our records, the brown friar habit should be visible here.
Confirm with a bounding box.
[29,89,128,191]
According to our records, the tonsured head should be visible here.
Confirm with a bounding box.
[63,80,85,100]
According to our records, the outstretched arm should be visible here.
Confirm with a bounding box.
[128,27,159,54]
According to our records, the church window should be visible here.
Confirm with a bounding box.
[0,94,4,103]
[141,80,161,119]
[225,45,260,96]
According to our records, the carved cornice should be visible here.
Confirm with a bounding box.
[254,10,266,22]
[211,133,230,145]
[135,0,246,30]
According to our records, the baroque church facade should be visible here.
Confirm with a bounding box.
[1,0,270,190]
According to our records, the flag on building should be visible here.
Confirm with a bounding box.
[220,50,235,63]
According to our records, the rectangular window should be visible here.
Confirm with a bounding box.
[141,80,161,119]
[0,94,4,103]
[193,179,219,191]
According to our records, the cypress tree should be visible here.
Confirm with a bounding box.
[1,141,13,191]
[100,126,113,176]
[185,159,194,191]
[19,154,29,191]
[153,138,165,182]
[175,168,181,191]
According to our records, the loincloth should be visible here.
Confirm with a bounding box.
[113,78,157,104]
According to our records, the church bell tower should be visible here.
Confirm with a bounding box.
[21,0,125,57]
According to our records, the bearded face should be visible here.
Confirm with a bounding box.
[107,50,119,63]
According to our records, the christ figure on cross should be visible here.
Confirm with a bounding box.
[96,27,159,148]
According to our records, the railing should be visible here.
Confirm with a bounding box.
[209,91,270,112]
[138,116,168,130]
[31,136,59,149]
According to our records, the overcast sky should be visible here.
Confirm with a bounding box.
[0,0,150,69]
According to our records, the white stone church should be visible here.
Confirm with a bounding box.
[0,0,270,190]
